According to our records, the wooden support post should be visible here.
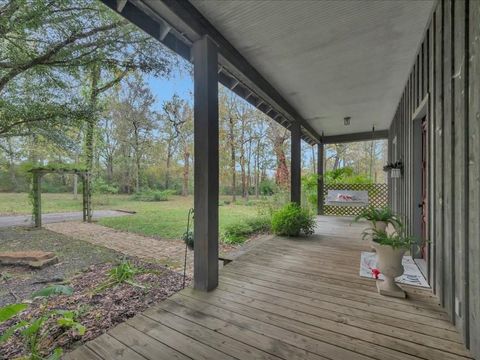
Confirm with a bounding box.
[193,35,219,292]
[317,143,324,215]
[291,123,301,205]
[33,173,42,228]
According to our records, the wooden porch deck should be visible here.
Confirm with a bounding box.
[66,216,472,360]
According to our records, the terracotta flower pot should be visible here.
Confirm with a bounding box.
[373,242,407,298]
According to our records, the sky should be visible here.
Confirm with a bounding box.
[145,67,193,112]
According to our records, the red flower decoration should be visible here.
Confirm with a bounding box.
[371,268,381,279]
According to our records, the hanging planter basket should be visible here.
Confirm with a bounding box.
[383,161,403,178]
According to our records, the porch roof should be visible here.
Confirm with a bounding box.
[104,0,434,143]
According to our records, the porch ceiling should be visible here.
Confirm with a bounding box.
[189,0,434,136]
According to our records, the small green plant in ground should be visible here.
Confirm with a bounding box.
[222,216,271,244]
[271,203,315,237]
[96,259,144,292]
[0,285,84,360]
[354,205,402,229]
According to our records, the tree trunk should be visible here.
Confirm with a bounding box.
[133,123,141,193]
[239,121,247,198]
[273,134,289,188]
[229,116,236,202]
[165,140,172,189]
[255,139,261,199]
[182,144,190,196]
[85,64,100,173]
[246,138,252,201]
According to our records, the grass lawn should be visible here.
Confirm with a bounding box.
[0,193,264,239]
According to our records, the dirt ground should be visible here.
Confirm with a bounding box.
[0,227,124,307]
[0,227,188,359]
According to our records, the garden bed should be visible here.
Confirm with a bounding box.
[0,227,188,359]
[0,259,187,359]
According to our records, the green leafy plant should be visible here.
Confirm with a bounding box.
[246,216,271,233]
[370,228,416,249]
[222,222,254,244]
[182,230,194,250]
[0,285,81,360]
[271,203,315,237]
[222,216,271,244]
[96,259,144,292]
[31,285,74,298]
[55,310,86,336]
[324,167,372,185]
[132,189,174,202]
[354,206,402,229]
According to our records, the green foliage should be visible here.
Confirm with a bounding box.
[31,285,74,298]
[132,189,174,201]
[246,216,271,233]
[324,167,372,184]
[222,222,254,244]
[271,203,315,237]
[221,216,271,244]
[97,259,144,292]
[301,173,318,210]
[354,206,402,229]
[182,230,194,249]
[55,310,86,336]
[93,178,118,195]
[370,228,416,249]
[0,303,28,324]
[0,285,83,360]
[109,259,139,283]
[259,179,276,196]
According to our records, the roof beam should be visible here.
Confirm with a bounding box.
[322,130,389,144]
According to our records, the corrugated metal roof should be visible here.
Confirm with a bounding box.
[190,0,434,136]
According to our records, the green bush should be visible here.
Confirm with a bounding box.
[222,216,271,245]
[271,203,315,237]
[93,178,119,195]
[246,216,271,233]
[259,179,276,195]
[132,189,172,201]
[222,222,253,244]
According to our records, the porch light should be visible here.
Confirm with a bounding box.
[344,116,351,126]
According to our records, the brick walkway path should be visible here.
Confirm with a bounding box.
[44,222,266,276]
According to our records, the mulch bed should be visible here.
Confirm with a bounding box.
[0,258,189,360]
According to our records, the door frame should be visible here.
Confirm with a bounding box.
[411,95,430,280]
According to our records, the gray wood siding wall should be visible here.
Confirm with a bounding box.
[388,0,479,355]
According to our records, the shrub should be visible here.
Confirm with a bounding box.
[259,179,276,195]
[93,178,119,195]
[246,216,271,233]
[222,222,253,244]
[222,216,271,245]
[132,189,172,202]
[271,203,315,237]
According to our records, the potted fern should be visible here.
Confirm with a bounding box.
[354,206,402,232]
[370,228,415,298]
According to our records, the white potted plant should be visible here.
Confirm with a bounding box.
[355,206,402,249]
[370,228,415,298]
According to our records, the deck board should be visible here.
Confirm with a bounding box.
[65,216,472,360]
